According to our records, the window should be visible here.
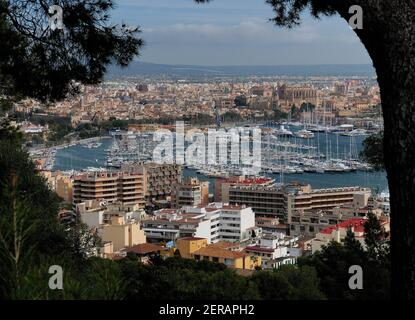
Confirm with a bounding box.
[224,258,234,266]
[212,257,219,263]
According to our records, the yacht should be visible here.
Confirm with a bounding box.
[274,125,293,137]
[341,129,368,136]
[294,129,315,139]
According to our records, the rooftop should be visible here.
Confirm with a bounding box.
[245,246,275,253]
[178,237,207,241]
[319,218,367,234]
[125,243,164,255]
[194,246,249,260]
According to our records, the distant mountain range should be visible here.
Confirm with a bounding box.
[107,61,376,79]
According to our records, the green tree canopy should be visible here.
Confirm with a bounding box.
[0,0,142,102]
[360,132,384,170]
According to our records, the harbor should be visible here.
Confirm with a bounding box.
[48,124,388,192]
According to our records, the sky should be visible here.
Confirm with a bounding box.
[112,0,372,66]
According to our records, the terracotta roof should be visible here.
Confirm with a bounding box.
[126,243,163,255]
[319,218,365,234]
[194,246,248,259]
[178,237,207,241]
[318,217,389,235]
[209,241,240,249]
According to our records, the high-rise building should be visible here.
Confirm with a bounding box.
[172,177,209,208]
[215,176,275,202]
[73,171,144,207]
[228,183,287,219]
[122,163,182,203]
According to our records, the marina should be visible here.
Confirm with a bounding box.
[48,125,388,192]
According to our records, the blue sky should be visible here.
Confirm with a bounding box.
[112,0,371,66]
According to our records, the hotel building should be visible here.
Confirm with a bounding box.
[73,171,145,207]
[227,184,287,219]
[172,177,209,208]
[122,162,182,203]
[288,191,372,237]
[286,186,371,217]
[225,179,370,222]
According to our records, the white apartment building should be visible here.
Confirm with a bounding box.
[142,203,255,244]
[244,234,299,269]
[76,200,146,229]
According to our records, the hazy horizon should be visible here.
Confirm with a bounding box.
[135,61,373,67]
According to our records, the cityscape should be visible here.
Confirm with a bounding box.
[10,70,389,272]
[2,0,405,306]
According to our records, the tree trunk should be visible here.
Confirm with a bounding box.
[352,1,415,300]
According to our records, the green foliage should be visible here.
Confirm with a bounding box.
[290,104,300,120]
[82,258,125,300]
[274,107,288,120]
[186,113,215,125]
[234,95,247,107]
[48,122,72,143]
[299,218,391,300]
[0,0,142,102]
[0,125,103,299]
[222,111,243,123]
[250,265,325,300]
[360,132,384,170]
[300,102,316,112]
[264,1,339,28]
[117,256,323,300]
[364,211,390,262]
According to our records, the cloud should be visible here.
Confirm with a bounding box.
[144,18,329,46]
[113,0,370,65]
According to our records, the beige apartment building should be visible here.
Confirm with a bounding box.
[41,170,73,203]
[101,216,146,252]
[76,200,146,229]
[228,184,287,219]
[122,162,182,203]
[73,171,144,207]
[215,176,275,202]
[286,186,371,216]
[172,177,209,208]
[225,180,370,222]
[288,191,372,237]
